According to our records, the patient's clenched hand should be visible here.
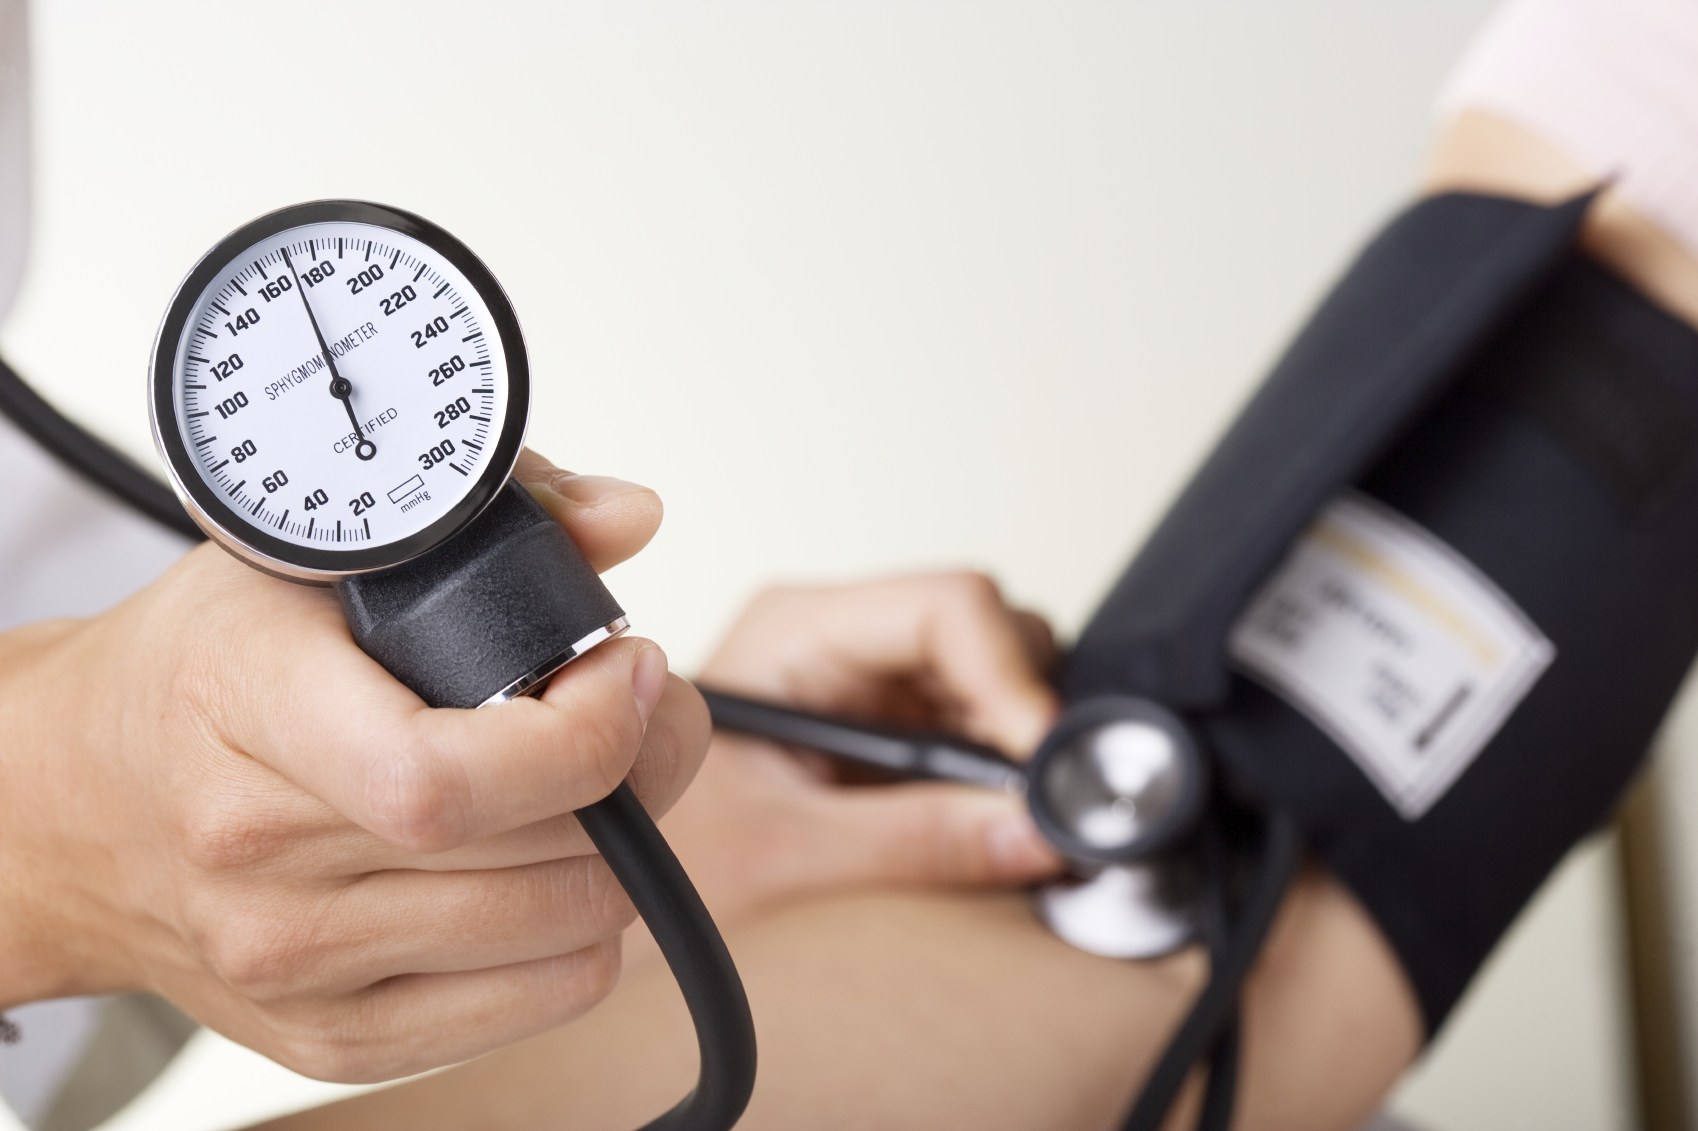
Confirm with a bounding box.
[663,573,1065,928]
[0,452,708,1084]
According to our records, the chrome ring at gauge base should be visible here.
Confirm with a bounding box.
[478,616,632,707]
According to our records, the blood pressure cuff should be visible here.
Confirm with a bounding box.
[1065,191,1698,1034]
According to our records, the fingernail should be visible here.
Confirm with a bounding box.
[986,810,1062,876]
[632,643,669,727]
[549,474,647,508]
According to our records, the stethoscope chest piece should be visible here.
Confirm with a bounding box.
[1026,695,1208,864]
[1025,695,1210,959]
[1035,862,1198,959]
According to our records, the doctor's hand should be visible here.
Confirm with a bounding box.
[655,573,1065,933]
[0,452,708,1084]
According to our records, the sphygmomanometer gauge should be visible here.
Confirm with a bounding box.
[147,200,756,1131]
[149,200,528,582]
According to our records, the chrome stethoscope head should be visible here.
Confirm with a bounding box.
[1025,695,1209,865]
[1025,696,1211,959]
[697,686,1215,959]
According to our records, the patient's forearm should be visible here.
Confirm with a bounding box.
[249,868,1418,1131]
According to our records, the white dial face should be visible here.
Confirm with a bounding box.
[167,220,513,555]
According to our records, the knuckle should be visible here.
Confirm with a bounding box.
[180,801,290,875]
[627,678,709,804]
[939,569,1003,610]
[569,938,623,1009]
[269,1025,394,1085]
[581,858,639,932]
[563,697,641,800]
[905,793,993,881]
[280,1050,365,1085]
[202,915,318,1002]
[543,856,637,937]
[362,749,467,852]
[263,986,421,1084]
[741,585,819,635]
[269,988,437,1084]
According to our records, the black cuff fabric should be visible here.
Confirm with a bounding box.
[1207,257,1698,1033]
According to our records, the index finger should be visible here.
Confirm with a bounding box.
[703,573,1059,759]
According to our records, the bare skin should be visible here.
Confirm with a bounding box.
[247,880,1416,1131]
[1425,109,1698,326]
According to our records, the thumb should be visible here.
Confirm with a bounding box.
[513,448,663,573]
[816,783,1064,888]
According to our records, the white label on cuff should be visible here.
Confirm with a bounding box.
[1227,491,1554,820]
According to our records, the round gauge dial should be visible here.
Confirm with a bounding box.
[150,200,529,581]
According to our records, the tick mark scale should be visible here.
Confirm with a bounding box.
[151,200,524,581]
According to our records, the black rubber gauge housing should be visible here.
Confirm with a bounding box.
[149,200,530,581]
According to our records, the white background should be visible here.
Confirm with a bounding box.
[3,2,1641,1129]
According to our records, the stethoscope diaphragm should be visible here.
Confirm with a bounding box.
[1025,695,1209,866]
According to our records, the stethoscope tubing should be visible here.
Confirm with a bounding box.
[699,687,1026,794]
[1119,809,1301,1131]
[0,356,206,543]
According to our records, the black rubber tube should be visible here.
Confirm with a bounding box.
[1193,825,1241,1131]
[1195,1019,1240,1131]
[1120,809,1301,1131]
[0,357,205,543]
[700,687,1025,794]
[576,782,759,1131]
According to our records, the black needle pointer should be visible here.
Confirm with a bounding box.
[283,247,375,461]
